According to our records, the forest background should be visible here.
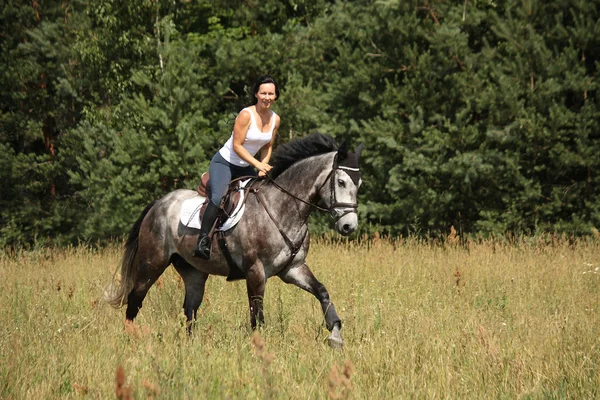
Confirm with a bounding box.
[1,0,599,247]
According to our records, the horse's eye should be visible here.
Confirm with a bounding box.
[337,179,346,188]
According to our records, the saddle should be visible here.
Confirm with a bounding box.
[196,172,250,223]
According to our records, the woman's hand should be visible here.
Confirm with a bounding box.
[256,161,272,176]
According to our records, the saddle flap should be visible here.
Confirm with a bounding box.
[220,180,244,217]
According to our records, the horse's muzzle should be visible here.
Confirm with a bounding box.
[335,213,358,236]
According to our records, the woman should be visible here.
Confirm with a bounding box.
[195,75,281,259]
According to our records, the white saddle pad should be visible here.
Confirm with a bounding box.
[179,179,251,232]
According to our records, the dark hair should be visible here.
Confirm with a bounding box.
[250,75,280,105]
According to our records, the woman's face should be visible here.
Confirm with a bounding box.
[255,83,277,109]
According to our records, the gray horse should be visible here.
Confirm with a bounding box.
[105,133,362,348]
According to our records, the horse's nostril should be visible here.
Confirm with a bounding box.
[343,224,351,233]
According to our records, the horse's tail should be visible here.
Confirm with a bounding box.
[104,201,157,308]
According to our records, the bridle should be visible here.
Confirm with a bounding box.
[316,155,360,222]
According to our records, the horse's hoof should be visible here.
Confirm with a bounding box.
[327,330,344,350]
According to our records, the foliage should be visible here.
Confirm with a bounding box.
[1,0,599,245]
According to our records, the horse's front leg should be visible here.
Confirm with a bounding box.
[246,263,266,329]
[278,263,343,349]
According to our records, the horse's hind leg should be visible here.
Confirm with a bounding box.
[171,255,209,334]
[125,262,169,321]
[278,263,343,349]
[125,245,170,321]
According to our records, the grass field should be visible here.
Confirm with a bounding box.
[1,235,600,399]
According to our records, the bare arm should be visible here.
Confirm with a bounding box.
[257,114,280,176]
[232,110,273,175]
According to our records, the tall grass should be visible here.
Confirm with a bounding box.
[1,236,599,398]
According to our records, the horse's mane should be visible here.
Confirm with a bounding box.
[270,133,338,179]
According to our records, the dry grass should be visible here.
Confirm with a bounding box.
[1,236,600,398]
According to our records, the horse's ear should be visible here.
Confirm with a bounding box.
[338,141,349,161]
[354,143,364,162]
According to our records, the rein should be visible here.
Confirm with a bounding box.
[264,175,329,213]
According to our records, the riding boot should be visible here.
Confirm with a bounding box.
[194,201,220,259]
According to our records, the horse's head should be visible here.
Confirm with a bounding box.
[320,142,363,236]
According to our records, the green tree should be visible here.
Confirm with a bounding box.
[1,0,599,245]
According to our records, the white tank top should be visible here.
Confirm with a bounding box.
[219,107,276,166]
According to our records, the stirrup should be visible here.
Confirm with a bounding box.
[194,235,212,260]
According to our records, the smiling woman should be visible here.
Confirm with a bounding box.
[195,75,282,260]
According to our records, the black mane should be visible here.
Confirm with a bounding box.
[269,133,338,179]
